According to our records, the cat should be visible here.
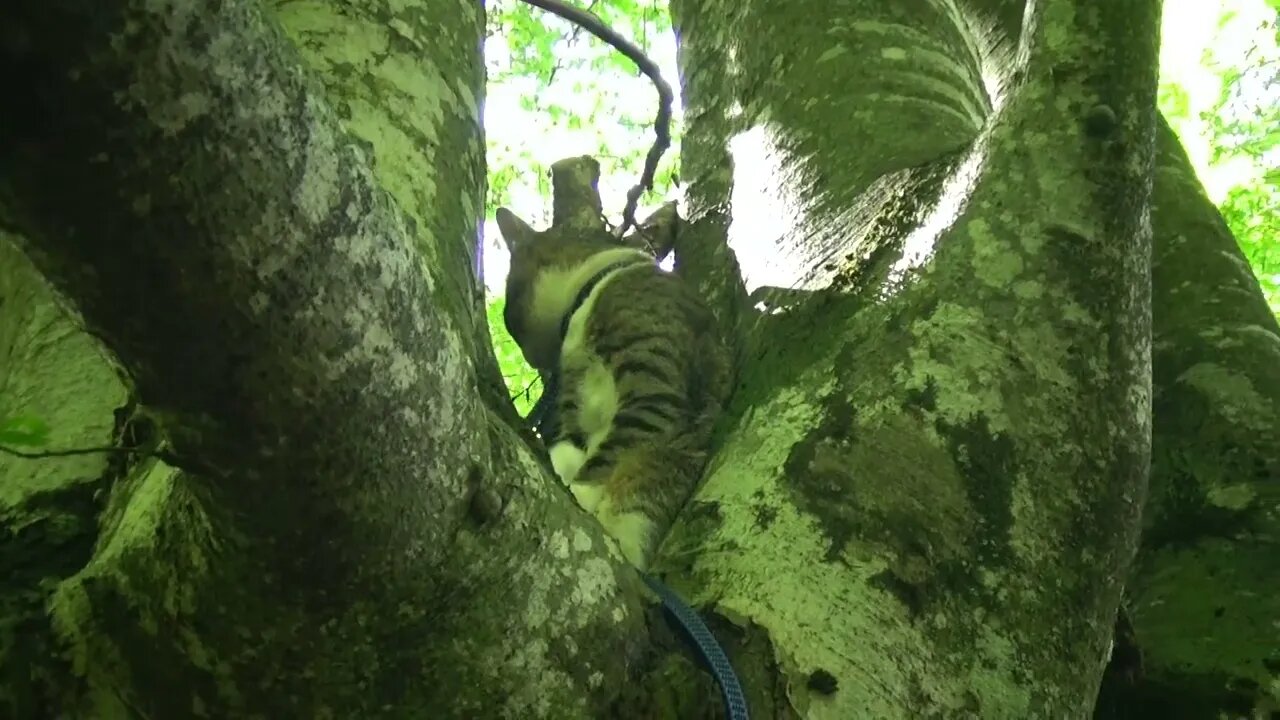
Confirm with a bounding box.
[496,207,731,570]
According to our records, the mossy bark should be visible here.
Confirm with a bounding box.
[2,0,1273,718]
[2,1,645,717]
[1093,115,1280,720]
[667,0,1160,716]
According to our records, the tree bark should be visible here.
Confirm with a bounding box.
[3,0,1274,718]
[666,0,1157,716]
[0,238,130,718]
[1093,115,1280,719]
[2,1,645,717]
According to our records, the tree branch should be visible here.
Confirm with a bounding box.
[1,2,648,714]
[1,0,539,588]
[519,0,674,239]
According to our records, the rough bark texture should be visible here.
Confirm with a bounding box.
[0,239,130,718]
[1,0,1273,717]
[1093,117,1280,719]
[1,1,647,717]
[666,0,1158,717]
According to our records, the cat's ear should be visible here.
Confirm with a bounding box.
[495,208,536,250]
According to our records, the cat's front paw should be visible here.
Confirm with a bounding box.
[569,479,605,512]
[595,505,658,570]
[549,440,587,484]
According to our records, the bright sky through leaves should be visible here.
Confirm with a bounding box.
[481,0,1280,298]
[482,0,682,294]
[481,0,1279,413]
[1160,0,1278,201]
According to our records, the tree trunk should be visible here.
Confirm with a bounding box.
[1,0,1273,719]
[0,239,130,718]
[2,1,645,717]
[667,0,1156,716]
[1092,115,1280,719]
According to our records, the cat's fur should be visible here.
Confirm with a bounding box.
[496,207,731,569]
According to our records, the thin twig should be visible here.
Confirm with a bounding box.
[0,442,185,469]
[519,0,673,239]
[0,444,131,459]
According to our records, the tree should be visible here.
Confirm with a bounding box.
[1156,0,1280,317]
[1,1,1276,720]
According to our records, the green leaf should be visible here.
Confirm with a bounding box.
[0,415,51,447]
[1159,83,1191,122]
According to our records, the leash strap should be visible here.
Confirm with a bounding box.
[527,372,559,439]
[641,573,750,720]
[530,258,639,441]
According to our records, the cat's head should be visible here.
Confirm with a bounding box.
[495,207,633,371]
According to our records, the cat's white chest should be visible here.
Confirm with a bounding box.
[558,291,619,463]
[523,247,649,371]
[546,265,632,487]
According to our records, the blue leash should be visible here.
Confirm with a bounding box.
[640,573,750,720]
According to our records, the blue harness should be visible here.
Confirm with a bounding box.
[525,260,749,720]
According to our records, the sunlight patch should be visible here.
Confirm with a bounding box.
[727,124,807,293]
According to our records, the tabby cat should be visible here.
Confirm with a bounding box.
[496,207,731,569]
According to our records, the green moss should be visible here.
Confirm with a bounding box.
[1130,539,1280,707]
[937,415,1017,567]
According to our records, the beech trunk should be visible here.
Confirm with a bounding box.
[1,0,1275,718]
